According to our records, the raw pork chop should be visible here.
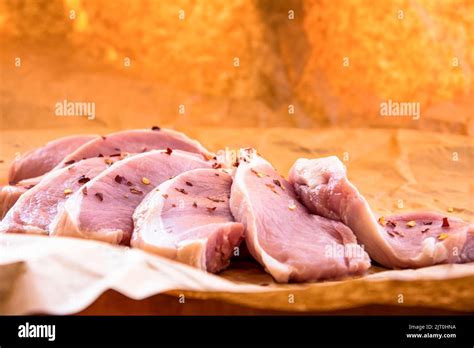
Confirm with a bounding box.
[229,149,370,282]
[0,176,49,219]
[289,156,474,268]
[8,134,98,184]
[54,128,213,170]
[51,150,215,245]
[0,157,110,235]
[0,185,27,220]
[133,169,244,272]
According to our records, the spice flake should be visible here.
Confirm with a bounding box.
[378,216,386,226]
[438,233,449,241]
[78,175,90,184]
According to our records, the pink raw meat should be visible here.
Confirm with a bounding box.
[0,157,110,235]
[54,128,213,170]
[51,150,216,245]
[0,185,27,220]
[289,156,474,268]
[133,168,244,273]
[8,134,99,184]
[229,149,370,282]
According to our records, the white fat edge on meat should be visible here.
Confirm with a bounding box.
[231,152,294,283]
[132,174,207,269]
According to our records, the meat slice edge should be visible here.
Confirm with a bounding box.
[132,168,244,273]
[8,134,99,184]
[54,129,213,170]
[0,157,110,235]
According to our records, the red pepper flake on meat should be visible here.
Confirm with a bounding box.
[151,126,161,131]
[273,179,285,190]
[387,231,396,238]
[265,183,279,194]
[165,148,173,155]
[251,169,264,178]
[130,187,143,195]
[207,196,225,203]
[442,217,450,228]
[192,201,198,208]
[215,173,220,176]
[162,194,169,199]
[421,228,430,233]
[171,204,177,208]
[175,188,188,195]
[82,187,88,196]
[114,175,124,184]
[423,222,433,225]
[98,154,104,158]
[207,207,217,212]
[185,181,193,187]
[64,160,75,165]
[212,163,222,169]
[78,175,90,184]
[95,192,103,201]
[101,136,106,140]
[393,230,405,237]
[386,220,397,228]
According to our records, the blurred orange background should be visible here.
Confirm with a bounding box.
[0,0,473,133]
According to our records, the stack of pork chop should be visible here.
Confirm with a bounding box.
[1,128,472,281]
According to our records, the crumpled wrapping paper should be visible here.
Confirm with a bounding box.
[0,127,473,314]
